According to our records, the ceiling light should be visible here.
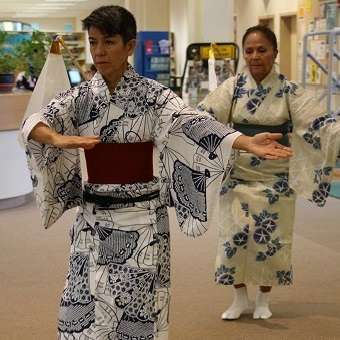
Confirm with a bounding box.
[19,8,62,12]
[37,2,74,6]
[33,8,65,11]
[45,0,88,2]
[27,6,60,9]
[33,6,67,9]
[14,13,49,18]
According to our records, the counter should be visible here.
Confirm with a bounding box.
[0,90,31,131]
[0,90,33,209]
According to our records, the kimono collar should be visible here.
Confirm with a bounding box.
[243,66,278,88]
[89,64,139,96]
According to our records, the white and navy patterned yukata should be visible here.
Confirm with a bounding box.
[22,65,240,339]
[199,67,340,287]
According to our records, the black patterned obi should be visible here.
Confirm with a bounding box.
[84,141,154,184]
[82,177,160,210]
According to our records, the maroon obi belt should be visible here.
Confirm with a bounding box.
[84,141,154,185]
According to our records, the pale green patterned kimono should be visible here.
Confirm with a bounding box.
[198,67,340,286]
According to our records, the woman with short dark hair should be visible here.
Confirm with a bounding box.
[21,9,293,338]
[199,25,340,320]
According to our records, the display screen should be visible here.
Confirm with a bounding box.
[68,69,81,86]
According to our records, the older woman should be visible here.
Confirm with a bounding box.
[199,25,340,320]
[20,8,292,340]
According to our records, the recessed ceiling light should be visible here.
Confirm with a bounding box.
[33,7,65,10]
[45,0,88,2]
[20,7,62,12]
[14,13,49,18]
[42,2,72,5]
[42,2,80,5]
[36,3,74,6]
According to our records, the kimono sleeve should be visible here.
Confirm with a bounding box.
[20,88,82,228]
[288,82,340,207]
[153,87,241,237]
[197,76,235,124]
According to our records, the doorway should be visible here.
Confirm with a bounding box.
[259,15,274,31]
[280,14,297,81]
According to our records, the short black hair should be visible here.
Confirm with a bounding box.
[242,25,278,51]
[82,6,136,43]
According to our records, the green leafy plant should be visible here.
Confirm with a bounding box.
[0,31,7,45]
[0,53,18,73]
[15,31,51,77]
[0,31,18,73]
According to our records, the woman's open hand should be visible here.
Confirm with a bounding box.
[248,133,293,159]
[29,123,101,150]
[233,133,293,160]
[53,135,101,150]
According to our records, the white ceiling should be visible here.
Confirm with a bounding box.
[0,0,123,18]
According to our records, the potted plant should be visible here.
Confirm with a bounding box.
[0,31,18,92]
[14,31,51,89]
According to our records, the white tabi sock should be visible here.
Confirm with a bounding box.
[221,286,252,320]
[253,290,272,319]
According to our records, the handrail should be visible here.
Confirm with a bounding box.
[302,28,340,115]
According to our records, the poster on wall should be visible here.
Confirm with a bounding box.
[298,6,305,19]
[304,0,312,14]
[315,18,327,32]
[326,2,337,29]
[310,40,327,60]
[308,20,315,33]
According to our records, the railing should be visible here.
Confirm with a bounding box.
[302,28,340,115]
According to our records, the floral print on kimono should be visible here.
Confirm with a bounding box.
[199,67,340,286]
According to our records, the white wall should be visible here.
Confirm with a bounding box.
[125,0,170,31]
[0,131,32,200]
[169,0,189,76]
[170,0,234,76]
[201,0,234,42]
[234,0,298,70]
[75,11,93,32]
